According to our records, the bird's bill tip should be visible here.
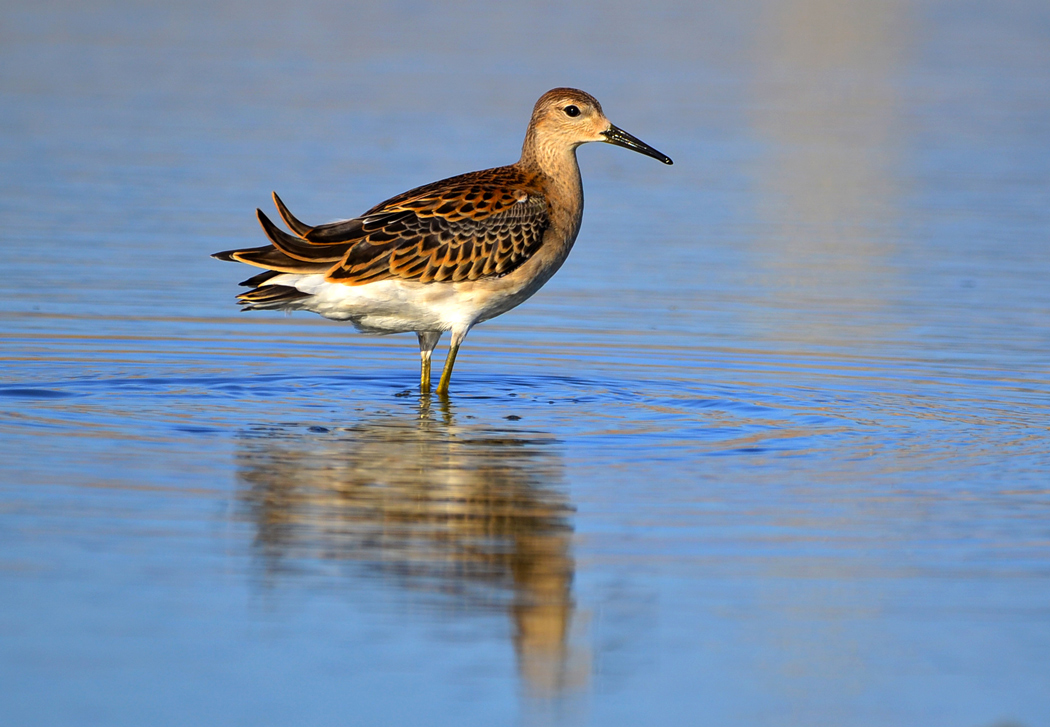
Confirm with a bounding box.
[601,125,673,165]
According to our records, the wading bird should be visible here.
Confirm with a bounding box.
[214,88,672,395]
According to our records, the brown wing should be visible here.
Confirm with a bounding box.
[326,194,549,285]
[327,167,550,284]
[214,166,551,285]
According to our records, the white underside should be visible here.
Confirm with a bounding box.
[268,274,531,334]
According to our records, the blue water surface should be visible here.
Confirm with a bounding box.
[2,1,1049,726]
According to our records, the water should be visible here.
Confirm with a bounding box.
[2,1,1049,725]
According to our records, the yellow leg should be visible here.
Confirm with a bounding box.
[436,341,461,396]
[416,331,441,395]
[420,355,431,393]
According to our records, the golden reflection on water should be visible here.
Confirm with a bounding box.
[232,398,588,695]
[747,2,909,715]
[749,0,909,344]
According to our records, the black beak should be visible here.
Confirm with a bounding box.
[601,125,673,165]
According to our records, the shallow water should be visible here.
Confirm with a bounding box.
[2,1,1049,725]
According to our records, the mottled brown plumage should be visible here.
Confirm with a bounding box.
[214,88,672,395]
[226,167,551,286]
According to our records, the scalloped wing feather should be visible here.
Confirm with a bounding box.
[325,190,550,285]
[217,166,552,286]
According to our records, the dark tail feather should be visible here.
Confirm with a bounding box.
[272,192,315,238]
[238,270,281,287]
[236,284,311,311]
[257,210,354,262]
[273,191,380,244]
[303,216,371,243]
[304,208,413,243]
[212,242,334,273]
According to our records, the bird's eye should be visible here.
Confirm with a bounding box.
[564,105,581,117]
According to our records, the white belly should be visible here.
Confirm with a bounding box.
[269,274,535,334]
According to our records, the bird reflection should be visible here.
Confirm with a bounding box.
[232,398,586,694]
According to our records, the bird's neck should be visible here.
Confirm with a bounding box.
[519,137,584,223]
